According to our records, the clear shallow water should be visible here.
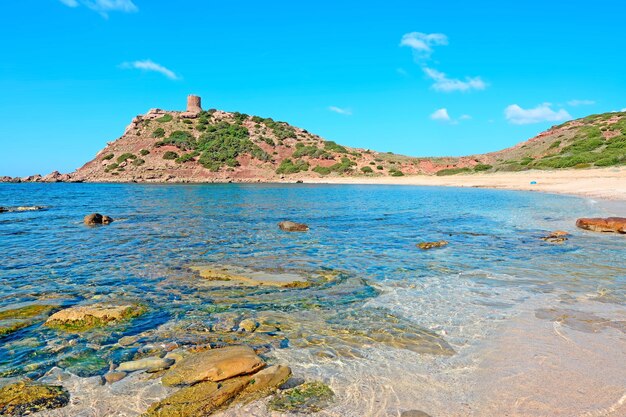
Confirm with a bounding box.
[0,183,625,416]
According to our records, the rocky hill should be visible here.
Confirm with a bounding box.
[2,97,625,183]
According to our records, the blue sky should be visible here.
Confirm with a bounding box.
[1,0,625,176]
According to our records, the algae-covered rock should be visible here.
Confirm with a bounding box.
[0,304,55,338]
[268,381,335,413]
[237,318,259,333]
[0,381,70,416]
[144,376,251,417]
[189,265,309,288]
[416,240,448,250]
[239,364,291,403]
[45,304,145,331]
[278,221,309,232]
[161,345,264,386]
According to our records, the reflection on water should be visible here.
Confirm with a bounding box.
[0,183,625,416]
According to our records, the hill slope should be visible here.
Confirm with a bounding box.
[3,101,625,183]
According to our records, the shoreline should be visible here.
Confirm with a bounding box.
[302,167,626,202]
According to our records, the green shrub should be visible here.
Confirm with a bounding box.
[157,130,196,150]
[376,165,383,170]
[324,141,348,153]
[474,164,492,171]
[262,118,297,140]
[116,153,136,163]
[104,162,119,172]
[276,158,309,174]
[548,140,561,149]
[156,114,173,123]
[140,149,150,156]
[132,158,145,166]
[197,121,269,171]
[436,167,472,176]
[152,128,165,138]
[163,151,179,160]
[292,145,330,159]
[176,151,199,164]
[260,136,275,146]
[183,119,192,125]
[313,165,331,175]
[389,169,404,176]
[361,166,373,174]
[102,153,114,160]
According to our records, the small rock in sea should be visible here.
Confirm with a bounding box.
[576,217,626,233]
[238,318,259,333]
[16,206,45,212]
[84,213,114,226]
[161,345,265,386]
[104,371,127,384]
[268,381,335,413]
[278,221,309,232]
[541,230,569,243]
[417,240,448,250]
[0,381,70,416]
[117,357,175,373]
[401,411,433,417]
[0,207,7,213]
[239,365,291,403]
[45,303,145,331]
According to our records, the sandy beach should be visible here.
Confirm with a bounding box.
[305,167,626,201]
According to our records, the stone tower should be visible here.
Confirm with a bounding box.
[186,95,202,114]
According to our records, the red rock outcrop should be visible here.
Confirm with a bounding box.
[576,217,626,233]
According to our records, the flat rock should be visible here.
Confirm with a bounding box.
[189,264,309,288]
[145,376,250,416]
[117,357,174,372]
[239,365,291,403]
[268,381,335,413]
[45,304,144,331]
[104,371,127,384]
[576,217,626,233]
[278,221,309,232]
[161,345,265,386]
[0,381,70,416]
[417,240,448,250]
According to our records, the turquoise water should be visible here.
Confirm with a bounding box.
[1,183,625,415]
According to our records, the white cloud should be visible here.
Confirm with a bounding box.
[459,114,472,120]
[60,0,138,17]
[120,60,179,80]
[400,32,448,56]
[505,103,572,125]
[328,106,352,116]
[567,99,595,106]
[430,108,451,122]
[423,67,486,93]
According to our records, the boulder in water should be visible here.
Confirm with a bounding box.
[541,230,569,243]
[576,217,626,233]
[278,221,309,232]
[45,304,145,331]
[417,240,448,250]
[84,213,114,226]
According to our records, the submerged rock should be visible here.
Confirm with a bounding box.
[0,304,55,338]
[189,264,310,288]
[45,304,145,332]
[145,376,250,417]
[0,381,70,416]
[417,240,448,250]
[84,213,114,226]
[117,357,175,373]
[237,318,259,333]
[268,381,335,413]
[0,206,46,213]
[239,364,291,403]
[278,221,309,232]
[541,230,569,243]
[576,217,626,233]
[161,345,265,386]
[104,371,127,384]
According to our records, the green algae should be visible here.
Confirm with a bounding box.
[0,381,70,416]
[46,305,147,332]
[268,381,335,413]
[0,305,54,321]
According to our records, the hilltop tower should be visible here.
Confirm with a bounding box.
[186,95,202,114]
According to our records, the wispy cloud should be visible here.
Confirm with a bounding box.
[400,32,448,58]
[567,99,596,106]
[505,103,572,125]
[430,108,451,122]
[423,67,486,93]
[400,31,487,93]
[120,60,180,80]
[59,0,138,17]
[328,106,352,116]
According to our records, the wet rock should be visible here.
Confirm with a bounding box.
[417,240,448,250]
[401,411,433,417]
[237,318,258,333]
[145,376,250,417]
[117,357,175,372]
[84,213,114,226]
[104,371,127,384]
[0,206,6,213]
[0,304,55,338]
[576,217,626,233]
[190,264,309,288]
[541,230,569,243]
[161,345,265,386]
[278,221,309,232]
[268,381,335,413]
[239,365,291,403]
[0,381,70,416]
[0,206,46,213]
[45,304,145,332]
